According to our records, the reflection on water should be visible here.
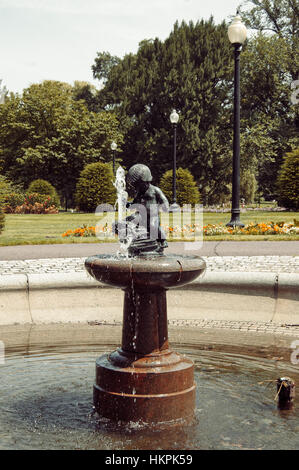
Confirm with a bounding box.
[0,341,298,450]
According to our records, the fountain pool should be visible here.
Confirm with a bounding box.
[0,324,298,450]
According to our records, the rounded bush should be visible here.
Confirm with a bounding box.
[28,179,60,207]
[159,167,201,206]
[75,162,116,212]
[277,148,299,210]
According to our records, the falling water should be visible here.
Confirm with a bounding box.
[113,166,146,257]
[113,166,127,223]
[113,166,130,256]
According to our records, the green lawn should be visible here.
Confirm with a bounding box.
[0,211,298,245]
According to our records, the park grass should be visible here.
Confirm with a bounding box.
[0,211,298,246]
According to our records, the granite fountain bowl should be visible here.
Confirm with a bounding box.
[84,253,206,290]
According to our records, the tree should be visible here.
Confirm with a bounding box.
[239,33,298,198]
[92,52,121,84]
[72,81,99,112]
[92,14,298,204]
[0,80,123,208]
[159,168,200,206]
[239,0,299,79]
[93,19,234,204]
[0,175,19,196]
[277,147,299,209]
[239,0,299,129]
[75,162,116,212]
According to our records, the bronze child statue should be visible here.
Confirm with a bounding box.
[115,164,169,255]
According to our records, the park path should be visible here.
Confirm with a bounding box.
[0,241,298,275]
[0,240,298,260]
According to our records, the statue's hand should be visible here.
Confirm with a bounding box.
[160,201,169,212]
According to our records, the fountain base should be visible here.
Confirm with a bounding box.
[93,349,196,423]
[86,253,206,424]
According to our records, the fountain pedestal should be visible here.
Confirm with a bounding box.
[85,254,205,423]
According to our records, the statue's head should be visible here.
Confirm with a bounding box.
[126,164,152,186]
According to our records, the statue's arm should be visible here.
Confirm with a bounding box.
[156,188,169,212]
[126,191,139,208]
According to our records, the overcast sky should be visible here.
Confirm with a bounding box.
[0,0,242,94]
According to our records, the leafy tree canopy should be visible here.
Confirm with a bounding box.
[239,0,299,79]
[239,31,298,198]
[0,80,123,207]
[92,52,121,84]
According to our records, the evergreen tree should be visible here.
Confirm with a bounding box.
[277,147,299,209]
[159,168,200,206]
[75,162,116,212]
[93,19,233,204]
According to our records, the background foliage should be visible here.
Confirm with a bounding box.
[277,147,299,210]
[159,168,201,206]
[91,3,298,204]
[0,81,122,209]
[75,162,116,212]
[0,0,297,209]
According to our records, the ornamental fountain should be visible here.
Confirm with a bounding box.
[0,165,297,447]
[85,164,206,423]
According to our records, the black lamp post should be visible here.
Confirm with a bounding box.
[226,14,247,228]
[169,109,180,211]
[111,141,117,175]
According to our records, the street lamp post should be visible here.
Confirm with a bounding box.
[111,141,117,175]
[226,14,247,228]
[169,109,180,211]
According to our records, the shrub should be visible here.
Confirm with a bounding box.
[4,193,58,214]
[14,202,58,214]
[28,179,60,208]
[277,148,299,210]
[240,170,257,204]
[75,162,116,212]
[159,168,201,206]
[3,193,26,212]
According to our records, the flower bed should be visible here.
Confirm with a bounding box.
[165,222,299,236]
[62,222,299,238]
[4,193,59,214]
[62,225,112,238]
